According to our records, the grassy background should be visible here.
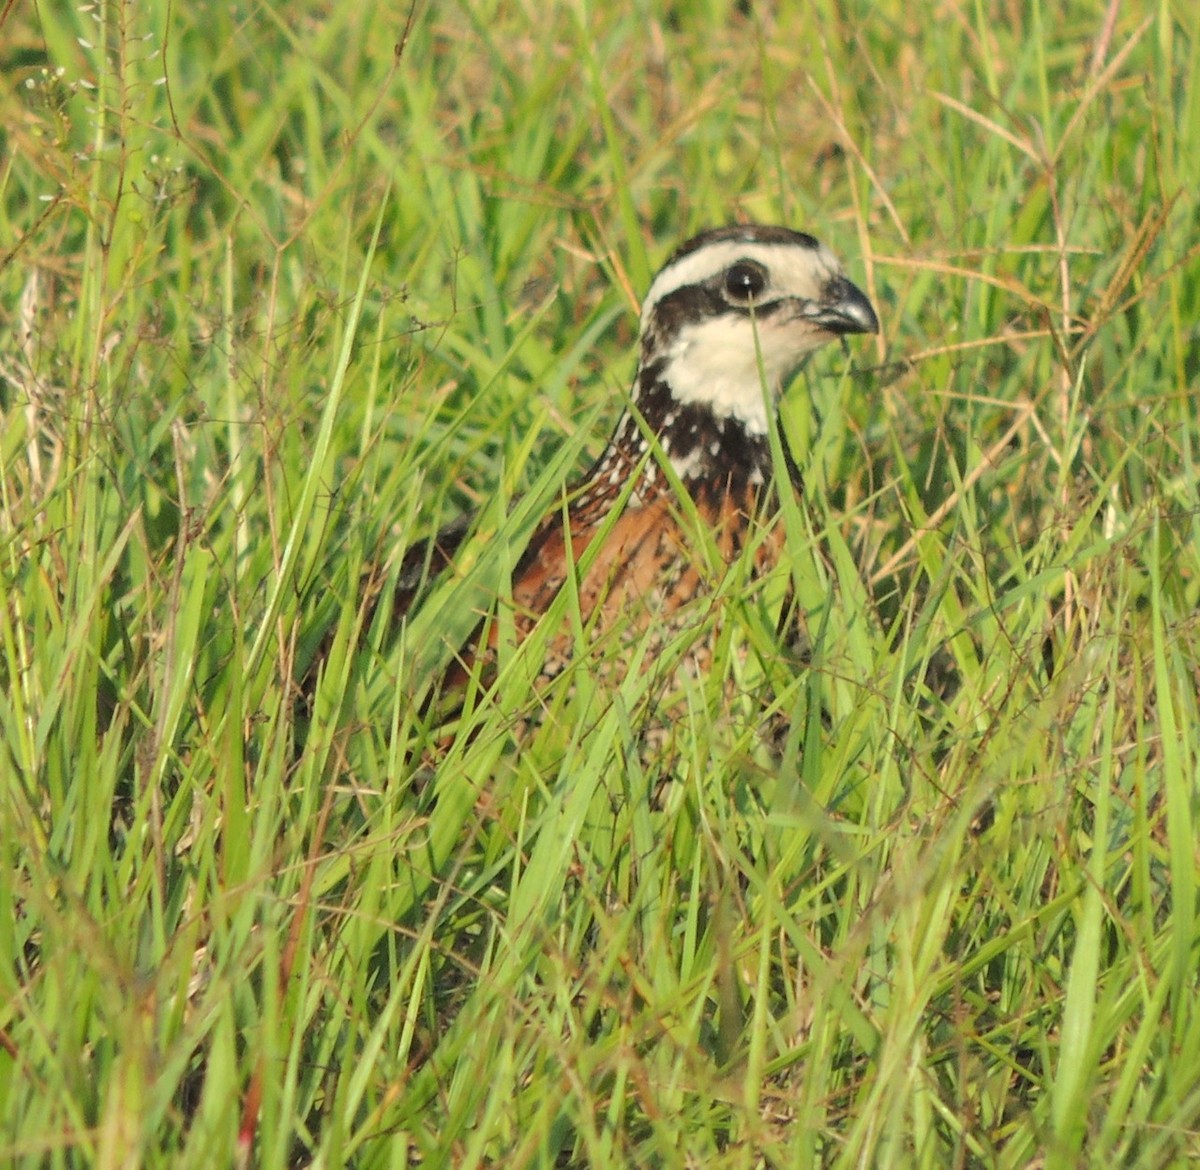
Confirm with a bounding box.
[2,0,1199,1165]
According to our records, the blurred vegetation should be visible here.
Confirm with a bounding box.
[1,1,1198,1166]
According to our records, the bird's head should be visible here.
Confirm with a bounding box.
[635,224,878,438]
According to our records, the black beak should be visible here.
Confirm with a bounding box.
[806,275,879,335]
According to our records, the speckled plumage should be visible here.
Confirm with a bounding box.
[389,225,877,695]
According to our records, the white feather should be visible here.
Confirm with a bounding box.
[659,314,775,434]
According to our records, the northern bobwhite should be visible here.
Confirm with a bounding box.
[344,224,877,708]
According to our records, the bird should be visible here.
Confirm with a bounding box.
[327,224,878,714]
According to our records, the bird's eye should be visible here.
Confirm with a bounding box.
[723,261,768,303]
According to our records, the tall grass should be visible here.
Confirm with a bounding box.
[2,1,1198,1166]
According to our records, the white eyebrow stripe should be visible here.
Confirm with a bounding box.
[640,240,843,326]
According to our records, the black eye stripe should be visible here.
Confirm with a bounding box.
[645,270,799,341]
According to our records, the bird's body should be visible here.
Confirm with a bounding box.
[379,225,877,701]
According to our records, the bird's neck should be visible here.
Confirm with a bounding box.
[571,364,798,519]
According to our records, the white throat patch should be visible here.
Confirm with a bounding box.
[660,314,776,434]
